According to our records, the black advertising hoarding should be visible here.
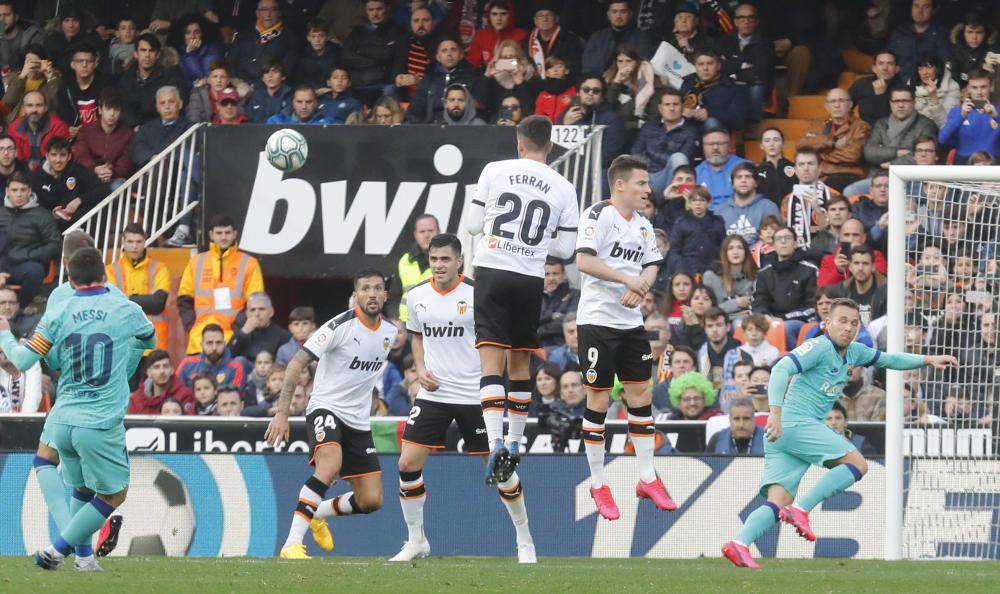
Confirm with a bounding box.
[202,125,518,278]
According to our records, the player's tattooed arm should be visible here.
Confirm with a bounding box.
[265,349,315,445]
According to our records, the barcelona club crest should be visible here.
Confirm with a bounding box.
[457,300,468,315]
[383,337,391,350]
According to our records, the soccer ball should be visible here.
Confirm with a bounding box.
[113,458,196,556]
[265,128,309,172]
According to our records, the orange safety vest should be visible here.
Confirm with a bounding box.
[106,255,171,353]
[181,244,263,354]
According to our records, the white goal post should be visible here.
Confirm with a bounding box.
[886,165,1000,560]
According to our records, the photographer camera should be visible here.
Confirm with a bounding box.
[537,370,586,453]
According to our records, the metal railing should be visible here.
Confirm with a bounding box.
[59,122,206,281]
[461,126,605,276]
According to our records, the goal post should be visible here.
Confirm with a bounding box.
[886,165,1000,561]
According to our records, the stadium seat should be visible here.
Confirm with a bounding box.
[797,322,819,347]
[744,142,764,163]
[787,96,827,120]
[842,49,875,74]
[732,320,787,354]
[946,148,956,165]
[762,87,779,116]
[837,71,859,90]
[760,118,814,142]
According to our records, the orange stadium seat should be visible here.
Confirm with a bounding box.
[787,96,828,120]
[744,142,764,163]
[842,49,875,74]
[837,71,859,90]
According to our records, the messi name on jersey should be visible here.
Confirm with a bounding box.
[72,309,109,323]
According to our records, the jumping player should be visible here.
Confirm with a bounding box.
[267,268,398,560]
[575,155,677,520]
[722,298,957,568]
[464,115,580,485]
[0,248,156,571]
[391,233,536,563]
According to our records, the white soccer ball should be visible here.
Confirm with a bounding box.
[265,128,309,172]
[112,458,195,556]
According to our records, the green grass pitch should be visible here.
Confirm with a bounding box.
[3,557,1000,593]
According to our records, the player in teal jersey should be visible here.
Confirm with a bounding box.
[0,248,156,572]
[27,231,131,565]
[722,298,957,569]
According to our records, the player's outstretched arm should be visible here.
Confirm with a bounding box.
[0,328,44,372]
[873,352,959,371]
[265,349,314,446]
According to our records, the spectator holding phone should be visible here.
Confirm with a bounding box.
[485,41,536,113]
[817,218,887,287]
[2,45,59,126]
[557,75,626,168]
[938,69,1000,164]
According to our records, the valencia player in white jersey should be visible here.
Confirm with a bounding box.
[266,268,399,559]
[390,233,536,563]
[464,115,580,485]
[576,156,678,521]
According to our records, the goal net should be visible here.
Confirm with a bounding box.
[887,165,1000,560]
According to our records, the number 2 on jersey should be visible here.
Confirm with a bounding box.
[64,333,114,387]
[489,193,551,246]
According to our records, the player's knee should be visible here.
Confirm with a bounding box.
[397,456,423,474]
[35,443,59,463]
[100,488,128,508]
[852,459,869,477]
[357,491,383,513]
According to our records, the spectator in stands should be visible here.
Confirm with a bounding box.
[226,0,298,87]
[389,213,436,320]
[484,41,536,114]
[528,361,564,417]
[557,369,586,419]
[666,2,709,64]
[178,214,265,354]
[652,341,694,408]
[752,226,817,346]
[276,306,316,365]
[3,45,60,128]
[56,45,107,138]
[781,148,836,254]
[341,0,405,99]
[0,3,45,70]
[862,87,938,176]
[128,350,196,415]
[818,218,887,287]
[698,307,746,393]
[0,135,27,195]
[214,87,250,124]
[703,235,757,318]
[524,2,583,76]
[385,353,417,415]
[533,55,576,124]
[495,94,526,126]
[635,89,700,201]
[8,90,70,172]
[950,13,997,88]
[106,223,171,352]
[547,313,580,371]
[708,398,764,454]
[717,2,773,121]
[669,285,718,351]
[107,17,137,78]
[680,49,749,133]
[406,35,486,124]
[468,1,528,70]
[171,14,225,85]
[149,0,219,33]
[0,172,61,306]
[216,385,245,416]
[558,74,625,168]
[914,53,962,128]
[739,314,781,366]
[854,171,891,243]
[187,61,250,124]
[798,88,872,192]
[266,85,331,124]
[848,50,901,125]
[177,325,247,389]
[668,371,721,422]
[939,70,1000,164]
[0,286,39,338]
[294,18,341,88]
[539,257,579,348]
[826,402,877,454]
[228,291,292,362]
[714,163,780,248]
[191,373,218,415]
[72,88,133,191]
[29,136,108,228]
[129,85,193,177]
[755,127,797,206]
[929,290,975,354]
[44,8,103,74]
[652,165,696,235]
[316,67,362,125]
[888,0,951,79]
[659,271,694,324]
[581,1,653,74]
[247,61,293,123]
[843,244,888,326]
[245,364,284,416]
[645,311,672,380]
[389,6,436,101]
[119,33,190,127]
[801,284,873,347]
[902,380,943,425]
[667,186,725,277]
[370,96,405,125]
[604,44,661,133]
[697,129,750,210]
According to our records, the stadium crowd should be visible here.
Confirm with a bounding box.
[1,0,999,453]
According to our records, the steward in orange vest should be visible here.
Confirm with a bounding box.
[105,223,171,352]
